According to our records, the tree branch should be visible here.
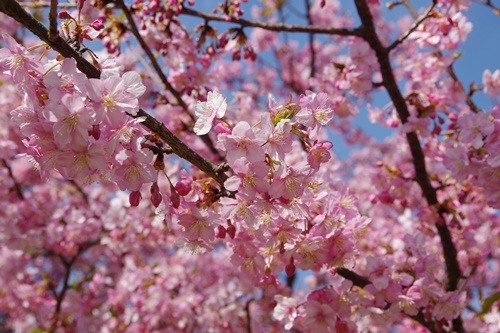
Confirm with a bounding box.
[0,0,228,186]
[48,0,58,41]
[1,159,24,200]
[47,240,99,333]
[115,0,186,110]
[304,0,317,79]
[180,7,363,37]
[473,0,500,13]
[245,299,253,333]
[336,268,371,288]
[353,1,464,332]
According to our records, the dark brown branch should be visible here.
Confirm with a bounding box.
[337,267,436,331]
[48,0,58,41]
[245,299,253,333]
[48,240,99,333]
[0,0,101,77]
[0,0,228,186]
[410,311,438,333]
[446,63,481,113]
[353,1,464,332]
[180,7,363,37]
[473,0,500,13]
[304,0,316,79]
[67,179,89,204]
[1,159,24,200]
[337,268,371,288]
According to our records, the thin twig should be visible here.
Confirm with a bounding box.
[180,7,363,37]
[337,268,371,288]
[387,2,436,51]
[67,179,89,204]
[473,0,500,13]
[304,0,316,79]
[115,0,187,110]
[245,299,253,333]
[1,158,24,200]
[401,0,481,113]
[47,240,99,333]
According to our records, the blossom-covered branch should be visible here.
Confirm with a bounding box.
[353,0,464,331]
[0,0,228,185]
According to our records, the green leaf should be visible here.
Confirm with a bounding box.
[479,291,500,317]
[28,328,45,333]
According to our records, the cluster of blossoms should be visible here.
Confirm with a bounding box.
[0,0,500,332]
[0,29,371,331]
[1,33,157,198]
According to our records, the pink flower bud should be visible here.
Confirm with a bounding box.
[174,180,191,196]
[77,0,85,10]
[285,259,295,277]
[58,10,73,20]
[90,20,104,31]
[91,124,101,140]
[170,183,180,208]
[150,182,162,208]
[226,223,236,239]
[378,191,393,204]
[216,225,226,238]
[129,190,142,207]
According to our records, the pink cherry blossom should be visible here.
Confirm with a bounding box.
[457,112,494,148]
[296,90,334,139]
[0,33,43,82]
[217,121,266,165]
[193,91,227,135]
[47,94,95,149]
[87,72,145,127]
[401,116,432,137]
[483,69,500,97]
[178,208,217,243]
[2,2,500,333]
[223,157,270,197]
[299,301,337,333]
[273,295,298,330]
[307,140,334,169]
[111,148,156,191]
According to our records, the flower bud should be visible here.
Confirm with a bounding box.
[216,225,226,239]
[150,182,162,208]
[90,20,104,31]
[285,258,295,277]
[170,183,180,208]
[226,223,236,239]
[174,180,191,196]
[129,190,142,207]
[58,10,73,20]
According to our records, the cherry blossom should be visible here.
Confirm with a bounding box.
[193,90,227,135]
[0,1,499,332]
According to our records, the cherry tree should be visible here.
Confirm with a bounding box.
[0,0,499,332]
